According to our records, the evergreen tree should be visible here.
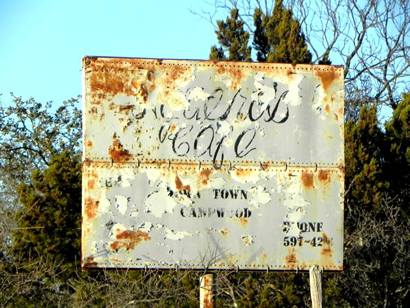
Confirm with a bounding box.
[209,8,251,61]
[345,105,388,213]
[327,98,409,307]
[385,93,410,212]
[253,0,312,64]
[12,151,81,268]
[253,8,270,62]
[210,1,311,64]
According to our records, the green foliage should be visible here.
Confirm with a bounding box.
[0,95,81,185]
[345,105,388,213]
[12,151,81,267]
[0,95,81,254]
[210,8,251,61]
[386,93,410,162]
[253,0,312,64]
[210,1,311,64]
[253,8,270,62]
[385,93,410,211]
[328,95,410,307]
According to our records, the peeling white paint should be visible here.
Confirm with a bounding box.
[241,235,255,246]
[119,168,136,187]
[137,222,153,233]
[82,58,344,270]
[145,168,161,183]
[284,73,303,106]
[278,176,311,235]
[230,169,260,184]
[253,72,276,110]
[111,223,126,237]
[164,228,192,240]
[248,186,271,208]
[112,94,136,106]
[115,195,128,215]
[187,86,210,101]
[145,189,177,218]
[99,193,111,213]
[216,120,232,136]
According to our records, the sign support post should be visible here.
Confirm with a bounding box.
[199,273,214,308]
[309,265,322,308]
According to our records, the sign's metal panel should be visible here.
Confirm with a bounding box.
[82,57,344,270]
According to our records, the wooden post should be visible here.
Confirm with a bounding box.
[200,273,214,308]
[309,265,322,308]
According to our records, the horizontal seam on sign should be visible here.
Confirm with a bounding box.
[82,159,341,168]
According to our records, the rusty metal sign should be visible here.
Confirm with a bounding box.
[82,57,344,270]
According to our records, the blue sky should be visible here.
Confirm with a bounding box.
[0,0,217,104]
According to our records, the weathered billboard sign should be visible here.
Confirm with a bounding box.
[82,57,344,270]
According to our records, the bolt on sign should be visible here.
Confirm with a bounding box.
[82,57,344,270]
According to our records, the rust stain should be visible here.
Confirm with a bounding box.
[88,60,156,105]
[83,256,98,268]
[285,248,297,265]
[82,158,92,167]
[169,122,177,133]
[337,107,343,120]
[138,84,148,103]
[87,179,95,190]
[219,228,229,237]
[204,296,212,308]
[85,197,98,219]
[85,140,93,148]
[285,68,297,82]
[237,112,246,121]
[163,65,187,93]
[260,161,270,170]
[316,69,338,91]
[108,138,131,163]
[318,170,330,184]
[169,65,186,82]
[321,233,333,258]
[216,64,243,90]
[301,171,314,189]
[110,230,151,251]
[90,69,134,97]
[199,169,212,185]
[147,70,154,82]
[239,217,248,226]
[118,104,134,112]
[324,104,330,113]
[175,175,191,192]
[235,168,254,178]
[202,275,213,308]
[337,163,345,175]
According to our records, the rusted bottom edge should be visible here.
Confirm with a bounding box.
[82,264,343,272]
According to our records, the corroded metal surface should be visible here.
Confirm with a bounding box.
[200,274,214,308]
[82,57,344,270]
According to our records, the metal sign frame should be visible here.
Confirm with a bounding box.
[82,57,344,271]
